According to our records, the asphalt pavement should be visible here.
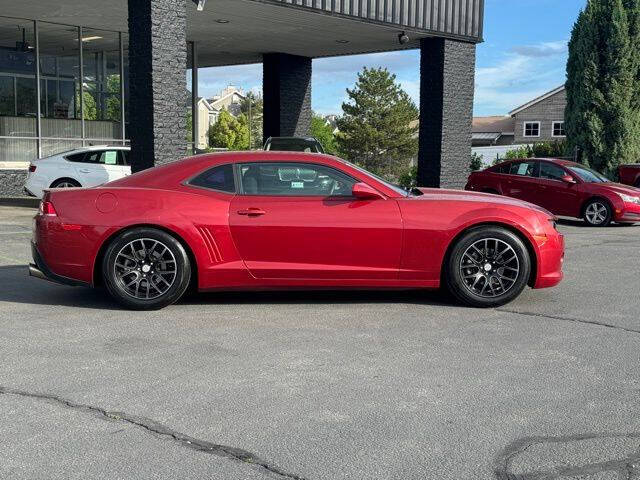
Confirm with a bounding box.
[1,205,639,480]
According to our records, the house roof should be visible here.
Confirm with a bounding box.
[509,85,566,116]
[472,132,503,142]
[472,116,515,134]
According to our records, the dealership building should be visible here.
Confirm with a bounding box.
[0,0,484,194]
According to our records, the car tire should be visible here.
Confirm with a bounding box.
[445,226,531,308]
[583,198,612,227]
[102,227,191,310]
[50,178,81,188]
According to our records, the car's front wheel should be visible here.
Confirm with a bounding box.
[102,227,191,310]
[583,199,612,227]
[445,226,531,308]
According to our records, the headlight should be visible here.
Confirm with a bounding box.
[617,193,640,204]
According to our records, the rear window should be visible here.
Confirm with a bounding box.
[267,139,322,153]
[188,164,235,193]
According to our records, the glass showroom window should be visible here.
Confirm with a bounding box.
[82,28,123,141]
[0,17,37,162]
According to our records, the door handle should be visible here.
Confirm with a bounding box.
[237,208,266,216]
[79,169,90,173]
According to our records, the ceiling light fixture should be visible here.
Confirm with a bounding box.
[216,19,230,24]
[81,36,102,42]
[336,39,349,44]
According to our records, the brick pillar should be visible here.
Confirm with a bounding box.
[418,38,476,189]
[128,0,187,172]
[263,53,312,139]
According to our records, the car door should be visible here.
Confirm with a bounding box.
[228,161,403,280]
[502,160,540,204]
[536,161,580,216]
[72,150,110,186]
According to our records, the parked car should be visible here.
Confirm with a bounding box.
[24,146,131,198]
[30,151,564,310]
[263,136,324,153]
[466,158,640,227]
[618,164,640,188]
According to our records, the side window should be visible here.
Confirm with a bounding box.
[65,152,86,163]
[239,162,356,196]
[102,150,118,165]
[509,161,538,177]
[188,164,235,193]
[492,163,510,174]
[540,162,567,181]
[119,150,130,166]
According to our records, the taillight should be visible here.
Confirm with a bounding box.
[29,164,36,172]
[39,201,57,216]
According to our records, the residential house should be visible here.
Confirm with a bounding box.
[472,116,515,147]
[509,85,566,144]
[189,86,247,150]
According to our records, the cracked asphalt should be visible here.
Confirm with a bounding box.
[1,205,640,480]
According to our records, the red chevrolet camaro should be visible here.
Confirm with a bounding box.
[30,152,564,310]
[466,158,640,226]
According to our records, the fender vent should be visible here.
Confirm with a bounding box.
[196,226,223,263]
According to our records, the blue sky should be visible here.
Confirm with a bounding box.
[195,0,586,117]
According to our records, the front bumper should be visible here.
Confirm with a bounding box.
[533,230,565,290]
[29,241,89,287]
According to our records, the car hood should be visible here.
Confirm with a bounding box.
[413,188,554,216]
[585,182,640,195]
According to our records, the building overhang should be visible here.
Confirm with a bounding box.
[1,0,483,68]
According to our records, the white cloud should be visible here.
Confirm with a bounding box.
[474,40,568,115]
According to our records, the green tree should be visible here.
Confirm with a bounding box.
[208,109,249,150]
[565,0,640,175]
[470,152,484,171]
[336,67,418,178]
[105,75,121,122]
[240,92,263,149]
[310,113,338,154]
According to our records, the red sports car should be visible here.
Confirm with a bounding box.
[466,158,640,226]
[30,152,564,310]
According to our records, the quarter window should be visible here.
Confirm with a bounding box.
[239,162,356,196]
[552,121,566,137]
[523,122,541,138]
[189,164,235,193]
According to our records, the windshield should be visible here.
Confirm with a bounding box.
[339,160,412,197]
[567,165,609,183]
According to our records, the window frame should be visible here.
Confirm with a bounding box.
[236,161,358,198]
[505,160,540,178]
[538,160,570,183]
[551,121,566,138]
[523,121,541,138]
[183,162,237,195]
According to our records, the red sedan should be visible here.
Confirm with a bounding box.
[466,158,640,226]
[30,152,564,310]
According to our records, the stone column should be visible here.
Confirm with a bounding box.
[263,53,312,139]
[418,38,476,189]
[128,0,188,172]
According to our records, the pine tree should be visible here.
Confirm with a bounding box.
[566,0,640,175]
[336,67,418,178]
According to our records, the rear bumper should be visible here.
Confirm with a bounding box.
[29,241,89,287]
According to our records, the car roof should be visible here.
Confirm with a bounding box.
[492,157,578,167]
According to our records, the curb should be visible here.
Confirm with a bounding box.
[0,197,40,208]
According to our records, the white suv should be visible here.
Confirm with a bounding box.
[24,146,131,198]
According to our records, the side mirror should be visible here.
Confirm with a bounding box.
[561,174,576,184]
[352,182,385,200]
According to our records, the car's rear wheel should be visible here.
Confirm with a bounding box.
[50,178,81,188]
[102,227,191,310]
[583,199,612,227]
[445,226,531,308]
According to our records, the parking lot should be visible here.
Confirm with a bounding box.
[1,204,639,479]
